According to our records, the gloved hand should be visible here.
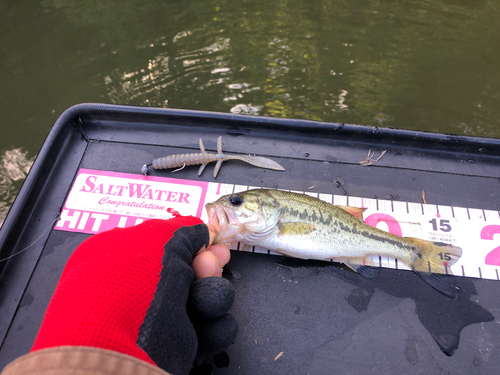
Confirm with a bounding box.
[31,216,237,375]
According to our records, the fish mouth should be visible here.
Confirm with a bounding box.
[205,202,242,244]
[205,202,227,232]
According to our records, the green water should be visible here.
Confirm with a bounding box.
[1,0,499,225]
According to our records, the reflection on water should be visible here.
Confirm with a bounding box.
[0,149,34,228]
[105,35,234,108]
[93,0,500,135]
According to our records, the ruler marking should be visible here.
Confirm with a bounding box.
[421,203,424,216]
[496,269,499,281]
[436,205,440,215]
[395,259,398,269]
[391,200,394,212]
[451,206,455,219]
[467,208,471,220]
[482,209,487,221]
[376,199,379,211]
[478,267,483,279]
[461,265,465,277]
[406,201,409,214]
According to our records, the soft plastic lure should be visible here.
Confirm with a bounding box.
[142,137,285,178]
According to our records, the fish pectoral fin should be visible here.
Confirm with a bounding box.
[336,206,367,220]
[342,258,381,279]
[278,222,316,236]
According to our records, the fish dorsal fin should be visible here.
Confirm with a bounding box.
[336,206,367,220]
[279,222,316,236]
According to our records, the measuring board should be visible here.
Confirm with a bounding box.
[206,183,500,281]
[55,169,500,281]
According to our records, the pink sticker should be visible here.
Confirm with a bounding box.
[364,213,403,237]
[482,225,500,266]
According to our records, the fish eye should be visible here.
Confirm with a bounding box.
[229,194,244,206]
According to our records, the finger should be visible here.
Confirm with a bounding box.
[208,243,231,268]
[195,314,238,366]
[192,250,221,279]
[188,278,235,319]
[197,224,220,254]
[206,223,219,246]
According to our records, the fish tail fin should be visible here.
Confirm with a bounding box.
[409,238,462,274]
[409,238,463,298]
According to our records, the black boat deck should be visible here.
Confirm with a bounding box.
[1,104,500,373]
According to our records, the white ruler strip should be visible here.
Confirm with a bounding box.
[201,183,500,281]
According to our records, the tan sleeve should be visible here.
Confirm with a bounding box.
[1,346,171,375]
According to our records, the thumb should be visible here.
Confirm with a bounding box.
[137,223,210,375]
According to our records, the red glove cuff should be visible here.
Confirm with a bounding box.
[31,216,205,366]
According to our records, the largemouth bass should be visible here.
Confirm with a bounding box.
[205,189,463,297]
